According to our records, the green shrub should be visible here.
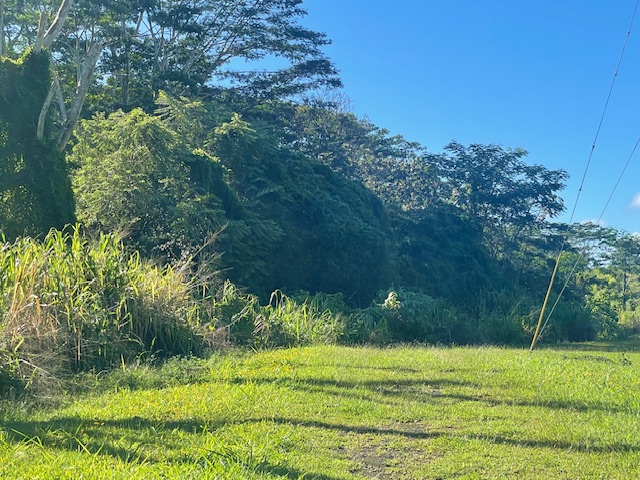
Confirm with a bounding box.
[475,310,529,345]
[203,286,348,348]
[377,289,463,344]
[535,300,604,343]
[343,308,393,345]
[205,280,261,345]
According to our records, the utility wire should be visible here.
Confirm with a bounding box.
[537,135,640,339]
[568,2,639,223]
[530,0,640,351]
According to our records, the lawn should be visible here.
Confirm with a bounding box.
[2,343,640,479]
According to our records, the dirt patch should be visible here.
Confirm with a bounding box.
[340,422,443,479]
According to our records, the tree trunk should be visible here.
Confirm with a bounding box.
[0,0,6,57]
[622,269,628,311]
[35,0,74,52]
[120,17,130,107]
[57,42,103,150]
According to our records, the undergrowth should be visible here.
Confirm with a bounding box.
[0,227,554,401]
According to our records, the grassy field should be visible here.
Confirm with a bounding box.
[2,342,640,479]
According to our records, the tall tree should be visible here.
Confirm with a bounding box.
[437,141,568,257]
[3,0,340,136]
[609,233,640,312]
[240,98,436,212]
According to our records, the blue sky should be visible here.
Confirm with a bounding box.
[302,0,640,233]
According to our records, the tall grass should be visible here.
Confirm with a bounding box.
[0,228,204,395]
[0,228,352,398]
[205,284,345,347]
[257,290,345,346]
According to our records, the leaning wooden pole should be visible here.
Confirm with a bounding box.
[530,252,562,351]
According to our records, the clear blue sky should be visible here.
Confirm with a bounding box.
[302,0,640,233]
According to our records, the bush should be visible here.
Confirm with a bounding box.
[203,285,347,348]
[378,290,463,344]
[535,301,601,343]
[343,308,393,345]
[205,280,261,345]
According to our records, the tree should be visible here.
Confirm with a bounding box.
[0,0,94,237]
[436,141,568,257]
[1,0,338,238]
[543,224,640,339]
[70,109,218,259]
[609,233,640,312]
[0,0,104,151]
[71,97,394,302]
[3,0,340,112]
[238,98,438,212]
[0,48,75,238]
[189,99,394,302]
[566,222,618,268]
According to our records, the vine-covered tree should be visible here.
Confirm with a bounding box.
[1,0,340,239]
[0,49,75,238]
[71,96,393,302]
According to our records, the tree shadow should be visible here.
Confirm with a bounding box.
[538,337,640,353]
[3,356,640,473]
[468,433,640,454]
[1,415,346,478]
[230,371,640,418]
[290,361,422,374]
[3,408,640,476]
[230,374,478,408]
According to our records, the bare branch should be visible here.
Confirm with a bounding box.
[54,75,68,122]
[0,0,6,56]
[34,11,48,52]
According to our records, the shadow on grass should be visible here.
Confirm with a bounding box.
[538,336,640,353]
[228,375,479,410]
[3,412,638,466]
[257,462,343,480]
[1,416,345,479]
[231,374,640,417]
[3,344,640,470]
[269,418,640,454]
[468,433,640,453]
[290,361,422,374]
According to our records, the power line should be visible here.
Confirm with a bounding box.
[537,134,640,339]
[530,0,640,351]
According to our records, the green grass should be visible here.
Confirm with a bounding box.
[2,342,640,479]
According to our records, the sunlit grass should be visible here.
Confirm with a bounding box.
[2,343,640,478]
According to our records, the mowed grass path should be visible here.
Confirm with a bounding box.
[2,343,640,479]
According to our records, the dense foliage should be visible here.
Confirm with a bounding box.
[70,101,393,302]
[0,48,75,238]
[2,0,640,397]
